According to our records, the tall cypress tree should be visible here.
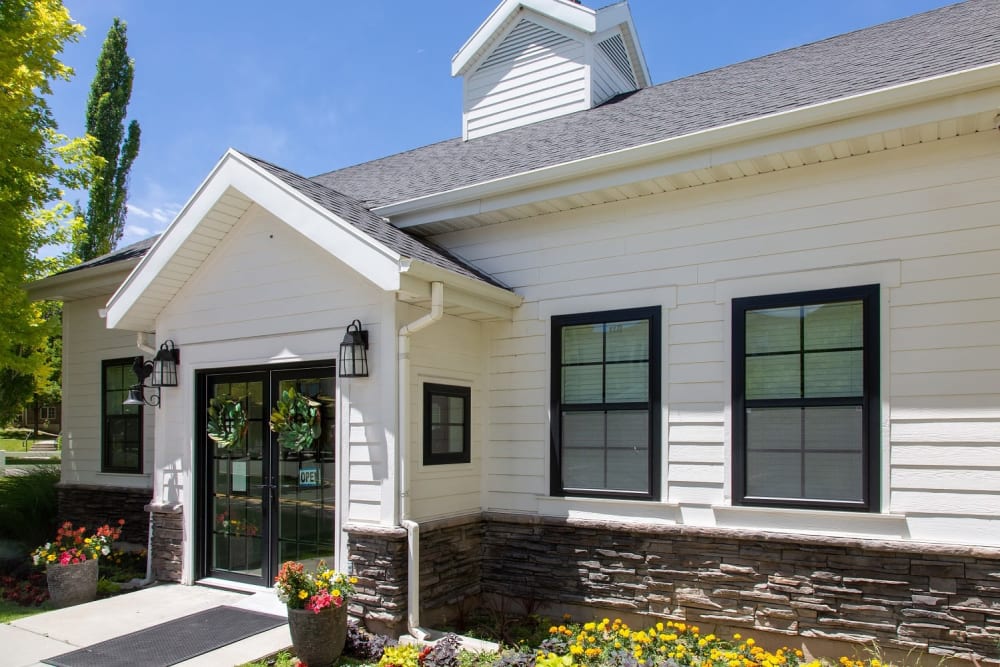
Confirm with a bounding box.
[78,18,141,261]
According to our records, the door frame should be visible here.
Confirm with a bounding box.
[194,358,336,586]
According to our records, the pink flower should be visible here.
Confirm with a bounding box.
[305,589,332,614]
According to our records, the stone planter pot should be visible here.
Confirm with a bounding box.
[46,558,98,608]
[287,603,347,667]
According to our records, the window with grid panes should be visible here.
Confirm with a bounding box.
[732,285,879,511]
[102,358,143,473]
[551,307,660,499]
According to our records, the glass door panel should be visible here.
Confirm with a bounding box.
[201,363,335,586]
[273,371,336,571]
[206,373,266,580]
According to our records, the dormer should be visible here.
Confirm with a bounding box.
[452,0,650,140]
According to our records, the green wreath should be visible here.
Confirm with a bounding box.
[269,387,321,452]
[207,396,248,449]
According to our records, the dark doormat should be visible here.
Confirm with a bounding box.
[42,605,286,667]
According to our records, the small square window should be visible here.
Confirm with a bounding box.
[423,383,471,465]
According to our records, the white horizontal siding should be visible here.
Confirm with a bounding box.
[464,20,586,140]
[157,206,391,529]
[404,306,486,522]
[440,131,1000,543]
[62,296,154,488]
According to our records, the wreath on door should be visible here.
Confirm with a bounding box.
[269,387,321,452]
[207,396,248,449]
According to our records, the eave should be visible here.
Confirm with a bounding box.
[104,150,520,332]
[380,62,1000,233]
[26,258,142,302]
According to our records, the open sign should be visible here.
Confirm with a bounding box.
[299,467,320,487]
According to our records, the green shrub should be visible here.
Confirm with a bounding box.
[0,466,60,549]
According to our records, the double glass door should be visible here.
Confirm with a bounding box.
[199,363,336,586]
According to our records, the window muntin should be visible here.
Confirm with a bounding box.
[733,285,879,511]
[423,383,471,465]
[552,307,660,499]
[102,358,143,474]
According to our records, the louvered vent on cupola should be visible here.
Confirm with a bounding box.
[452,0,650,141]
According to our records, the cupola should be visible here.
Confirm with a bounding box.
[452,0,650,140]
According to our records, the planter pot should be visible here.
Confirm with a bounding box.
[287,603,347,667]
[46,558,98,608]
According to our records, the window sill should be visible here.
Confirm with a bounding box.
[713,505,908,540]
[538,495,680,524]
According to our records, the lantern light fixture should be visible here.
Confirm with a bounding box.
[123,340,181,408]
[339,320,369,378]
[151,340,180,387]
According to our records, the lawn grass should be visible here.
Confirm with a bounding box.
[3,458,59,465]
[0,597,49,623]
[0,438,33,452]
[0,430,59,452]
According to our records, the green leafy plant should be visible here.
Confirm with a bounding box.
[269,388,321,452]
[0,466,59,549]
[206,395,248,449]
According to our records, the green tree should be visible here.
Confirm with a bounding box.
[0,0,97,421]
[76,17,141,261]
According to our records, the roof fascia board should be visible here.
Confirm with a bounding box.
[390,83,1000,228]
[401,259,523,309]
[225,154,404,287]
[26,259,140,302]
[380,62,1000,226]
[399,273,515,321]
[453,0,596,76]
[106,150,404,329]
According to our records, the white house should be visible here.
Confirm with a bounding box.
[28,0,1000,660]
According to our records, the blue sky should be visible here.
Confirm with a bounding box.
[51,0,955,248]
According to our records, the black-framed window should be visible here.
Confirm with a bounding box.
[102,358,143,473]
[551,306,661,499]
[732,284,879,511]
[423,383,471,465]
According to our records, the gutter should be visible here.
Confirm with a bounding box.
[397,281,445,640]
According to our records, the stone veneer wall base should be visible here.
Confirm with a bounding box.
[146,503,183,582]
[56,483,150,545]
[480,513,1000,664]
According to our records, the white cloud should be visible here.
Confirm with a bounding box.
[127,203,179,224]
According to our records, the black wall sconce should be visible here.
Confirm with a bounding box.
[124,340,180,407]
[339,320,369,378]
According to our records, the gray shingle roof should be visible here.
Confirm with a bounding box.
[241,153,511,289]
[56,235,160,275]
[311,0,1000,209]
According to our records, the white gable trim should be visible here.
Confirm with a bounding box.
[105,150,403,331]
[453,0,595,77]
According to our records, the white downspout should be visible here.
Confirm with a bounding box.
[134,331,156,587]
[136,332,156,356]
[398,281,444,640]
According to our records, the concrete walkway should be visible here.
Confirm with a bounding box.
[3,584,291,667]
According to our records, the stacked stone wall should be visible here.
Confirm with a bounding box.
[147,503,183,582]
[56,483,150,545]
[346,524,409,636]
[419,514,483,628]
[481,513,1000,663]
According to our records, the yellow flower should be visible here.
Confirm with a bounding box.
[332,589,341,598]
[298,590,308,599]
